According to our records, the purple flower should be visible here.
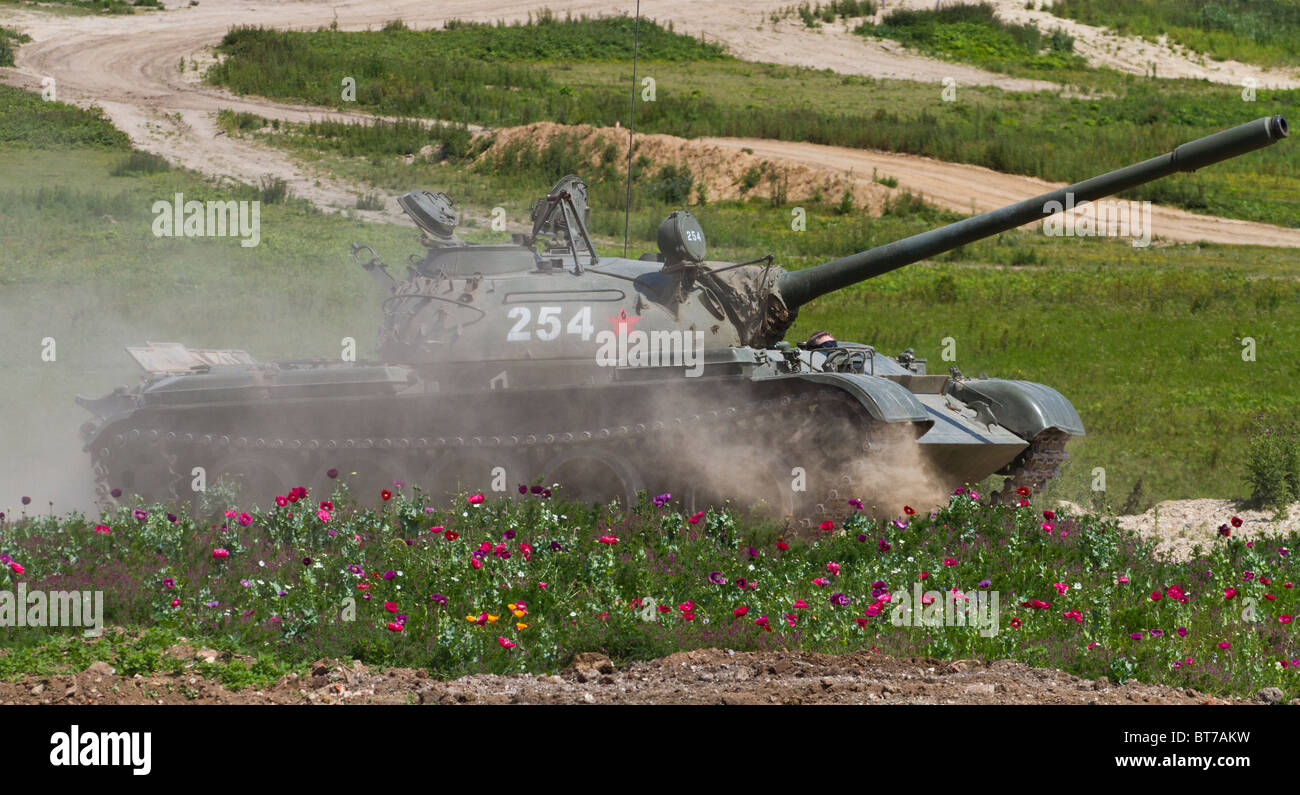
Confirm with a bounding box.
[979,579,992,589]
[383,570,396,580]
[830,592,850,606]
[241,579,252,587]
[1176,626,1188,637]
[21,496,31,506]
[396,614,408,624]
[549,541,564,552]
[110,488,122,498]
[503,529,517,540]
[1243,571,1255,581]
[133,509,147,521]
[746,546,759,559]
[1129,632,1143,640]
[162,577,175,588]
[891,518,908,531]
[1149,629,1164,638]
[652,493,672,508]
[848,498,864,510]
[430,593,448,605]
[878,539,891,552]
[347,564,362,575]
[303,557,313,566]
[708,571,727,585]
[326,469,339,479]
[735,577,748,589]
[856,534,867,542]
[206,600,220,608]
[518,484,528,495]
[166,513,177,523]
[531,485,544,495]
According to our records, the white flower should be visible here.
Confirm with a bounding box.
[258,560,266,567]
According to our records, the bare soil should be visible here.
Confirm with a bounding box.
[1112,498,1300,562]
[0,646,1268,705]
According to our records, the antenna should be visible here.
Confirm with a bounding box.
[622,1,641,258]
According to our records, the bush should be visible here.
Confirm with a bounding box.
[1245,419,1300,508]
[647,163,694,205]
[109,150,171,176]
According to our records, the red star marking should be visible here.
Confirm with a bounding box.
[605,307,641,335]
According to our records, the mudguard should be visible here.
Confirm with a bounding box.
[762,372,932,425]
[947,379,1085,439]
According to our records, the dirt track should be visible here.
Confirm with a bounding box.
[2,0,1297,246]
[0,648,1263,705]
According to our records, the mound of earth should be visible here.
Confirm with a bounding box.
[0,647,1263,705]
[1110,498,1300,562]
[482,121,892,211]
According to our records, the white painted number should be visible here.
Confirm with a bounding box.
[507,306,595,342]
[507,307,532,341]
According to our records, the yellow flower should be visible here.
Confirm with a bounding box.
[465,615,477,622]
[516,622,529,630]
[487,614,500,623]
[512,609,527,619]
[507,603,517,611]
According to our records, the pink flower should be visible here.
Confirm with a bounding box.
[943,557,956,566]
[1041,522,1054,534]
[385,601,398,613]
[1224,588,1237,600]
[826,561,841,576]
[224,510,237,519]
[467,493,485,505]
[387,621,403,632]
[1217,641,1231,650]
[792,599,808,609]
[688,511,705,524]
[1053,583,1069,595]
[211,548,229,559]
[237,512,253,527]
[94,524,111,535]
[170,598,180,607]
[1118,575,1129,585]
[275,495,289,507]
[598,535,619,545]
[812,577,830,587]
[10,562,24,575]
[471,558,483,570]
[317,509,331,523]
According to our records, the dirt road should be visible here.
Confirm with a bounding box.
[1,0,1295,245]
[704,136,1300,247]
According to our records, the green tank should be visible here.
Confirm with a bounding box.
[78,116,1289,520]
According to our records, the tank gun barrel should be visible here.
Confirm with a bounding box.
[776,115,1289,309]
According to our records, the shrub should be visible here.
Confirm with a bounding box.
[1245,419,1300,509]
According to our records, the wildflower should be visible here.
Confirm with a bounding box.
[317,509,331,523]
[812,577,830,588]
[387,621,403,632]
[381,489,392,501]
[520,542,533,562]
[133,509,147,521]
[878,539,891,552]
[1224,588,1237,600]
[793,599,808,609]
[1016,487,1030,497]
[516,622,528,630]
[827,561,841,576]
[733,606,749,617]
[1117,575,1129,585]
[1176,626,1188,637]
[549,540,564,552]
[94,524,111,535]
[10,562,24,575]
[444,528,459,541]
[212,548,229,559]
[467,493,485,505]
[652,493,672,508]
[503,528,516,540]
[784,614,797,627]
[1043,509,1056,522]
[302,557,312,566]
[430,593,448,605]
[383,570,396,580]
[326,468,339,479]
[848,499,863,510]
[903,505,915,516]
[1010,617,1021,629]
[1281,615,1293,625]
[21,496,31,506]
[237,512,252,527]
[978,579,991,589]
[276,495,289,507]
[385,601,398,613]
[1150,592,1161,601]
[1217,641,1231,650]
[776,540,790,552]
[819,520,835,532]
[1041,522,1054,534]
[688,511,705,524]
[708,571,727,585]
[110,488,122,498]
[1017,499,1029,508]
[598,535,619,545]
[1231,516,1243,528]
[943,558,957,567]
[829,592,850,606]
[754,615,772,632]
[1129,633,1143,640]
[471,557,483,570]
[1218,524,1231,537]
[1149,629,1164,637]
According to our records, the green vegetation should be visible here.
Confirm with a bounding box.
[0,84,130,148]
[1246,419,1300,509]
[0,25,31,67]
[857,2,1083,74]
[207,19,1300,227]
[0,0,161,14]
[783,0,879,27]
[1053,0,1300,68]
[3,487,1299,699]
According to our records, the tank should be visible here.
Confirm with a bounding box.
[78,116,1289,519]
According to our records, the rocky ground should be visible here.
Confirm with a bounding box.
[2,646,1287,706]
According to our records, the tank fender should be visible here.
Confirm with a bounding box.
[947,379,1085,439]
[762,372,932,425]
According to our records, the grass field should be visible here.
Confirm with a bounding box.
[205,18,1300,227]
[1051,0,1300,68]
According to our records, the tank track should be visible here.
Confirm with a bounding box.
[90,388,878,527]
[989,428,1071,505]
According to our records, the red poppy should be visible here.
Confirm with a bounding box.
[444,529,459,541]
[1010,617,1022,629]
[1016,486,1030,497]
[776,540,790,551]
[733,606,749,617]
[1230,516,1243,528]
[903,505,915,516]
[387,621,403,632]
[385,601,398,613]
[381,489,392,501]
[819,520,835,532]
